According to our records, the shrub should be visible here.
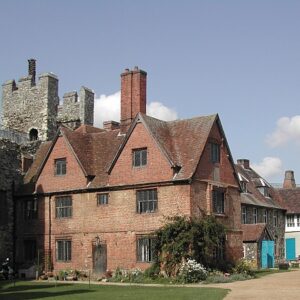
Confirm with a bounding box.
[144,263,160,279]
[178,259,208,283]
[278,262,289,270]
[233,259,255,276]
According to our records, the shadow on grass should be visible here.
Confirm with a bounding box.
[0,283,94,300]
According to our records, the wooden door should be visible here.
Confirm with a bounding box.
[93,244,107,274]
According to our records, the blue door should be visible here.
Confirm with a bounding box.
[286,238,296,260]
[261,240,275,268]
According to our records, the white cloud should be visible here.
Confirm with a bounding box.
[94,91,178,128]
[251,157,283,180]
[267,115,300,147]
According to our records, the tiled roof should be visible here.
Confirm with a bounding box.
[277,188,300,214]
[242,224,268,242]
[235,164,285,210]
[23,113,226,191]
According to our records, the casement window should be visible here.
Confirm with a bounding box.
[56,240,71,262]
[137,237,155,262]
[240,181,248,193]
[212,189,225,214]
[137,189,157,213]
[133,148,147,167]
[287,215,295,227]
[273,211,278,227]
[55,196,72,218]
[258,187,269,197]
[24,239,37,261]
[97,193,109,205]
[210,143,220,163]
[253,208,258,224]
[263,209,268,224]
[24,198,38,220]
[55,158,66,176]
[242,206,247,224]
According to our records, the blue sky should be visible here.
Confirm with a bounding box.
[0,0,299,183]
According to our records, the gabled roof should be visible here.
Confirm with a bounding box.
[108,112,218,180]
[242,224,273,242]
[236,164,285,210]
[277,188,300,214]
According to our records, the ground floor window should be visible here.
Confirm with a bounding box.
[213,238,225,260]
[56,240,72,262]
[137,237,155,262]
[24,239,37,261]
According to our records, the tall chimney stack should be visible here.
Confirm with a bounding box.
[283,170,296,189]
[28,58,36,84]
[120,66,147,134]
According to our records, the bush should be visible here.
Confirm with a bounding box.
[278,263,289,270]
[144,263,160,279]
[178,259,208,283]
[233,259,255,276]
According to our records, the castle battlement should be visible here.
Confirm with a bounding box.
[1,60,94,141]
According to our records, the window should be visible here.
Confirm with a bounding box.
[0,191,8,226]
[263,209,268,224]
[273,211,278,227]
[287,215,295,227]
[55,196,72,218]
[24,240,37,261]
[212,189,225,214]
[242,206,247,224]
[211,143,220,163]
[55,158,66,176]
[24,198,38,220]
[137,189,157,213]
[258,187,269,197]
[240,181,248,193]
[97,193,109,205]
[253,208,258,224]
[133,148,147,167]
[29,128,38,141]
[297,215,300,227]
[137,237,155,262]
[56,240,71,261]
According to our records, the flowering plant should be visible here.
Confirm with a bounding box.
[179,259,208,283]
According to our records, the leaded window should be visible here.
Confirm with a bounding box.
[55,158,66,176]
[97,193,109,205]
[137,189,157,213]
[55,196,72,218]
[211,143,220,163]
[24,198,38,220]
[133,149,147,167]
[213,189,225,214]
[56,240,71,261]
[137,237,155,262]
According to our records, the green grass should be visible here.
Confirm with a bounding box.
[0,280,229,300]
[253,268,291,279]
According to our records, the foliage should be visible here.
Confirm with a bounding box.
[278,262,289,270]
[178,259,208,283]
[144,263,160,279]
[205,272,251,284]
[154,215,227,276]
[112,267,144,283]
[232,259,255,276]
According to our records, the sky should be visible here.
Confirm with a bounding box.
[0,0,299,184]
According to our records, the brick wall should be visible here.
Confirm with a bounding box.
[36,136,87,193]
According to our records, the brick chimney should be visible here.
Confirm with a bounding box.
[28,58,36,84]
[283,170,296,189]
[237,159,250,169]
[120,66,147,134]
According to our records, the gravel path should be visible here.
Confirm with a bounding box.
[205,269,300,300]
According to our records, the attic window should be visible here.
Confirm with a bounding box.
[133,148,147,167]
[55,158,66,176]
[210,143,220,163]
[258,186,269,197]
[240,181,248,193]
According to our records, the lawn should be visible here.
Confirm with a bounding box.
[0,281,229,300]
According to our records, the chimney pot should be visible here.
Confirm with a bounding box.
[283,170,296,189]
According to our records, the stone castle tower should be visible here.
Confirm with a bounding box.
[1,59,94,141]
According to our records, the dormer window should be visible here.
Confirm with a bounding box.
[258,186,269,197]
[240,181,248,193]
[133,148,147,167]
[210,143,220,163]
[55,158,66,176]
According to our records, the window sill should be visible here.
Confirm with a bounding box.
[213,213,227,218]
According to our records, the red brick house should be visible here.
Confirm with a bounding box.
[15,67,243,274]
